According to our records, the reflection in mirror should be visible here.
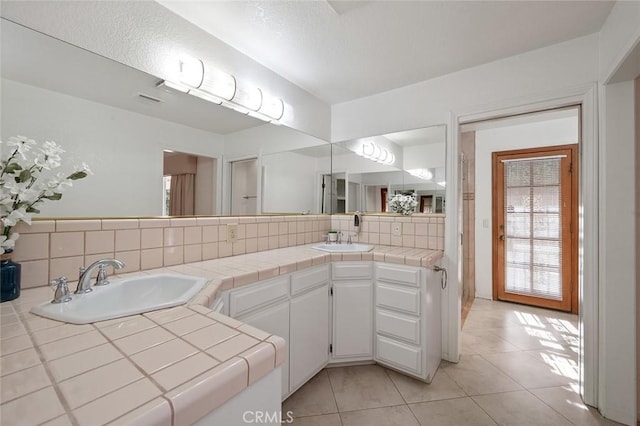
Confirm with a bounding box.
[1,18,331,217]
[333,126,446,214]
[261,144,331,214]
[163,151,217,216]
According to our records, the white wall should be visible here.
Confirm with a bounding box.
[261,151,319,214]
[332,34,598,142]
[1,79,224,217]
[195,157,216,215]
[0,1,331,140]
[598,80,637,426]
[473,116,579,299]
[598,1,640,83]
[224,123,329,159]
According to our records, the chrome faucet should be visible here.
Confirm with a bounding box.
[75,258,125,294]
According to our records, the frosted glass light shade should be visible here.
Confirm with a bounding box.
[360,141,395,165]
[201,67,236,100]
[179,56,204,88]
[233,83,262,111]
[259,92,284,119]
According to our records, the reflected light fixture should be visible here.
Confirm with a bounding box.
[437,181,446,187]
[407,168,434,180]
[358,140,395,165]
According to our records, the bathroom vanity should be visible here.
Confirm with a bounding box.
[2,243,442,425]
[218,259,442,400]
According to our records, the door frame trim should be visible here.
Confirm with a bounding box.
[449,82,598,407]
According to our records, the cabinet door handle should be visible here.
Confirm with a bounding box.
[499,235,505,241]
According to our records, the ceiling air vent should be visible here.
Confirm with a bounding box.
[137,92,163,104]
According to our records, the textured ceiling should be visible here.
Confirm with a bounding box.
[158,0,614,104]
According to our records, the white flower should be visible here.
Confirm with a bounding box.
[6,135,37,160]
[389,193,418,215]
[2,208,32,227]
[0,136,90,250]
[0,233,19,255]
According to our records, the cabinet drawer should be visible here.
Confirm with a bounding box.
[291,264,329,296]
[376,263,420,287]
[376,309,421,345]
[376,283,421,316]
[376,335,422,375]
[332,262,372,280]
[229,276,290,318]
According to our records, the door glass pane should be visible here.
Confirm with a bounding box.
[504,157,563,300]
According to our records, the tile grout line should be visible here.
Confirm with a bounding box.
[15,307,81,426]
[322,368,344,425]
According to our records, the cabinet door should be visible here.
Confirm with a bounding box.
[332,281,372,360]
[289,284,329,392]
[239,301,290,399]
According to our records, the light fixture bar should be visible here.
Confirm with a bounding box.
[163,55,287,122]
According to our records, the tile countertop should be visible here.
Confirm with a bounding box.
[0,244,443,426]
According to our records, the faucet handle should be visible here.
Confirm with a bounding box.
[95,264,110,286]
[50,277,72,304]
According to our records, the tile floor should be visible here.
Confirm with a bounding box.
[284,298,622,425]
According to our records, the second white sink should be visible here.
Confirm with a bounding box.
[31,273,207,324]
[312,243,374,253]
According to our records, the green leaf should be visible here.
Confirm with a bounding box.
[43,193,62,201]
[26,206,40,214]
[3,163,22,174]
[67,171,87,180]
[16,169,31,183]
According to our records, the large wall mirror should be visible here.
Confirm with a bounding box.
[0,19,330,217]
[1,19,444,218]
[332,126,446,214]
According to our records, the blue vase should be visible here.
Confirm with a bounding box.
[1,249,21,302]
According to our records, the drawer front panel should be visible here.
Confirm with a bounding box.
[376,335,422,375]
[332,262,373,280]
[291,264,330,296]
[229,276,290,317]
[376,264,420,287]
[376,283,421,316]
[376,309,421,345]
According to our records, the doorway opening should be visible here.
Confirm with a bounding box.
[163,151,217,216]
[459,106,580,316]
[230,158,258,215]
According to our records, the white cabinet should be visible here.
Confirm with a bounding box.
[221,259,441,398]
[332,281,372,360]
[331,262,373,361]
[374,262,441,383]
[289,278,330,392]
[238,300,290,399]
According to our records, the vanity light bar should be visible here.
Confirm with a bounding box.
[160,55,286,123]
[358,141,395,165]
[178,56,205,89]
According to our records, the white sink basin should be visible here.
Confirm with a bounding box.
[312,243,374,253]
[31,274,207,324]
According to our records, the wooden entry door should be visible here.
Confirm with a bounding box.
[493,145,578,313]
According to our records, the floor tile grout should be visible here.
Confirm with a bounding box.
[285,298,617,426]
